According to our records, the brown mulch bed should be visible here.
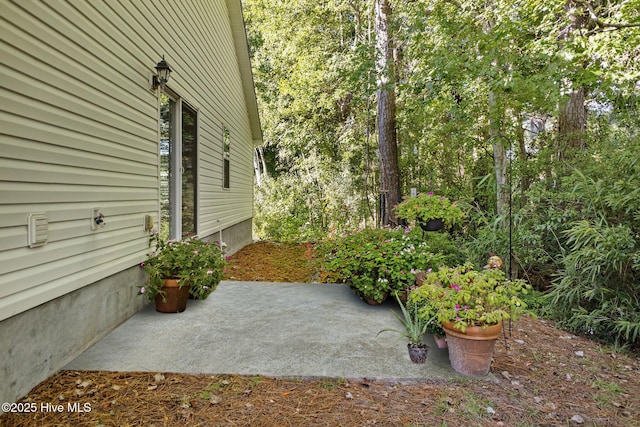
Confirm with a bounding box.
[2,242,639,426]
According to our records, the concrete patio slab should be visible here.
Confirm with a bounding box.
[66,281,485,381]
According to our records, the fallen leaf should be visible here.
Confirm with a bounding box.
[571,414,584,424]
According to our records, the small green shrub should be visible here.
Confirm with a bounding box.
[396,192,465,228]
[320,227,458,303]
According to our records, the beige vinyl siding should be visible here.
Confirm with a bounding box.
[0,0,257,321]
[119,0,256,236]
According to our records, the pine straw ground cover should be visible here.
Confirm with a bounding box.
[2,242,639,426]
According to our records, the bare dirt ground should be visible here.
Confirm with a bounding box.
[2,241,639,426]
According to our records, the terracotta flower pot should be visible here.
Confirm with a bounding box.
[363,292,388,305]
[154,279,190,313]
[433,334,448,349]
[442,321,502,376]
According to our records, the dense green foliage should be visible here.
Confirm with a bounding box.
[320,227,464,303]
[245,0,640,349]
[542,138,640,348]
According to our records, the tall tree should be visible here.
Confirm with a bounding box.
[558,0,640,156]
[375,0,401,226]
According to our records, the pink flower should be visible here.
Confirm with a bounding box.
[139,262,145,268]
[427,191,434,195]
[140,287,146,294]
[206,270,213,275]
[455,305,461,310]
[194,250,199,254]
[225,256,231,261]
[451,283,461,291]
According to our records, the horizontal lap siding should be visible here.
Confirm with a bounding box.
[0,0,256,321]
[127,0,254,237]
[0,0,159,321]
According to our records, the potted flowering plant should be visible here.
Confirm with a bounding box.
[395,192,464,230]
[409,263,532,375]
[139,233,227,312]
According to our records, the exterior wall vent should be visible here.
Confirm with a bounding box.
[28,213,48,248]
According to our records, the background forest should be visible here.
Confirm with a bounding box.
[243,0,640,350]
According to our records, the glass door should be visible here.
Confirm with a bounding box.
[159,93,197,240]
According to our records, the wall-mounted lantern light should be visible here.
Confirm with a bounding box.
[152,56,172,90]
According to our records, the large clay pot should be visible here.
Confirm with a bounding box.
[442,321,502,376]
[154,279,190,313]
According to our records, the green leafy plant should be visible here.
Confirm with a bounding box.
[410,264,532,333]
[139,233,227,301]
[378,295,429,345]
[541,137,640,349]
[407,286,445,337]
[395,193,464,228]
[320,227,449,303]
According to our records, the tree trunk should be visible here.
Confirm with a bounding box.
[489,93,509,220]
[375,0,400,227]
[558,86,586,156]
[516,114,530,206]
[556,2,587,158]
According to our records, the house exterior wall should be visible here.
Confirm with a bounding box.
[0,0,259,405]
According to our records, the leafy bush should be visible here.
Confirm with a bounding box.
[396,192,465,228]
[253,155,369,242]
[320,227,463,303]
[543,137,640,349]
